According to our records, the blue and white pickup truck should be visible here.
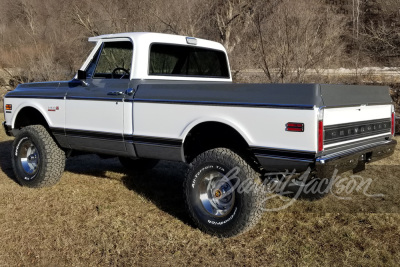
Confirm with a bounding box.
[2,32,397,237]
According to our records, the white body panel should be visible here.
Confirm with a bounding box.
[324,105,391,126]
[6,98,65,129]
[133,103,319,152]
[123,102,133,135]
[65,100,123,133]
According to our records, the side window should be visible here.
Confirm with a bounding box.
[93,41,133,79]
[149,44,230,78]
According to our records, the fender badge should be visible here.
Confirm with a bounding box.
[48,106,59,112]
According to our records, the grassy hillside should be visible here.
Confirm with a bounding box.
[0,121,399,266]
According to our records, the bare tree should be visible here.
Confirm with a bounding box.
[212,0,259,54]
[347,0,400,66]
[150,0,213,37]
[352,0,362,39]
[253,0,345,83]
[72,2,100,37]
[0,0,398,84]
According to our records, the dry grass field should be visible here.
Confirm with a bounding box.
[0,119,399,266]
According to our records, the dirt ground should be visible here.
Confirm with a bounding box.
[0,123,399,266]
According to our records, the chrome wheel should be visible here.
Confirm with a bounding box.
[199,171,235,217]
[186,148,264,237]
[18,140,40,176]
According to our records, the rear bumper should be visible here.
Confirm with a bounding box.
[2,121,12,136]
[316,139,397,178]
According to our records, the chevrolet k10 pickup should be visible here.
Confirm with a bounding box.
[2,32,397,237]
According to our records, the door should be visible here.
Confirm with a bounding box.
[65,40,133,154]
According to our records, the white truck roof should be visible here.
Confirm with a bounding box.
[88,32,226,52]
[85,32,231,82]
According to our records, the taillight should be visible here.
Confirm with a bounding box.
[318,120,324,152]
[286,122,304,132]
[318,109,324,152]
[391,105,395,136]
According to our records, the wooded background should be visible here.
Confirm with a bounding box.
[0,0,399,83]
[0,4,400,265]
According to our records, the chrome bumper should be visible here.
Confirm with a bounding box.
[316,139,397,178]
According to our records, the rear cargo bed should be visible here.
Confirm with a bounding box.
[134,82,393,109]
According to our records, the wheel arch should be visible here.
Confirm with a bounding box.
[182,119,258,166]
[12,105,51,131]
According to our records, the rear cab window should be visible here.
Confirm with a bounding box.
[149,43,230,79]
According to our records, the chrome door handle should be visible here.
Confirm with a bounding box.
[107,91,123,95]
[125,88,135,96]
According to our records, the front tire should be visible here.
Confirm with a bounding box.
[11,125,65,187]
[184,148,264,237]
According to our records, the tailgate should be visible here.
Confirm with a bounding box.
[319,84,394,154]
[323,105,393,150]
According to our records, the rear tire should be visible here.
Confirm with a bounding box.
[11,125,65,188]
[184,148,265,237]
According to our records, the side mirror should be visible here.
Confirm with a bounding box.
[77,70,87,80]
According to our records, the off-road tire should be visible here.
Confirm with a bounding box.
[184,148,265,237]
[119,157,159,172]
[11,125,65,187]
